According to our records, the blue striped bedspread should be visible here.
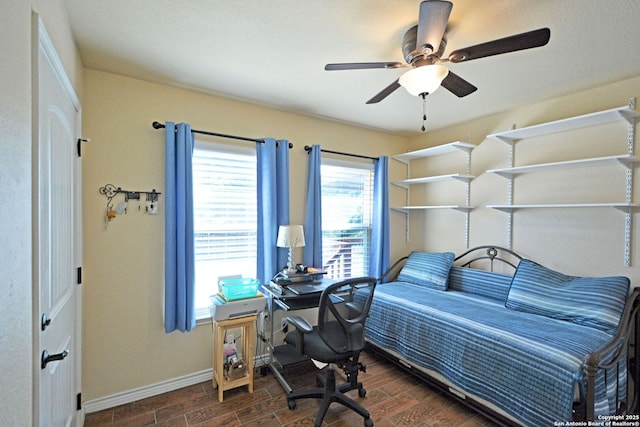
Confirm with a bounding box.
[365,281,623,426]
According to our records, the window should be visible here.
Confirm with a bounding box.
[192,141,257,319]
[320,159,374,279]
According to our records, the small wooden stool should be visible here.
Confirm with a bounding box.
[211,315,257,402]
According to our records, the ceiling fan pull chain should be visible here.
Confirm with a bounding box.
[421,93,427,132]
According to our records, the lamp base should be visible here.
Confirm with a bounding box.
[284,266,298,275]
[284,247,297,275]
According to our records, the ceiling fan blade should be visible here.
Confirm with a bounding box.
[366,79,401,104]
[325,62,404,71]
[440,71,477,97]
[416,0,453,53]
[448,27,550,63]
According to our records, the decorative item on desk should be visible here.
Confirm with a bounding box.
[276,225,305,275]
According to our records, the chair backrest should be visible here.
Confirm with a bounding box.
[317,277,377,355]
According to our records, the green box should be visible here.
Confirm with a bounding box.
[219,278,260,301]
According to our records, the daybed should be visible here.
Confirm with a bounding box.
[365,246,639,426]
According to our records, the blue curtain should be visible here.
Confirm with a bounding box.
[256,139,290,285]
[303,145,323,267]
[164,122,196,333]
[369,156,390,280]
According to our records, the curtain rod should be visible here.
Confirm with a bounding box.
[152,121,293,148]
[152,121,264,143]
[304,145,377,161]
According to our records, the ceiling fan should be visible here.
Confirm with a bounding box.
[325,0,551,120]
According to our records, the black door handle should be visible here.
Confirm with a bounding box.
[41,349,69,369]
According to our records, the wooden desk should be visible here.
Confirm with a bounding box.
[211,315,257,402]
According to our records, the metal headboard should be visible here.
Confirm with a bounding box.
[454,245,523,272]
[378,245,524,283]
[377,256,409,283]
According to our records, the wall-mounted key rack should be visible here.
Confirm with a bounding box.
[99,183,162,225]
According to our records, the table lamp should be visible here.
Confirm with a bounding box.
[276,225,305,274]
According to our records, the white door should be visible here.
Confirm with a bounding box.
[35,18,82,426]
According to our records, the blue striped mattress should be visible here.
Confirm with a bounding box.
[365,279,624,426]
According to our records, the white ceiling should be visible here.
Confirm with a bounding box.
[63,0,640,136]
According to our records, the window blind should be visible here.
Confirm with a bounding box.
[192,143,257,316]
[321,162,373,279]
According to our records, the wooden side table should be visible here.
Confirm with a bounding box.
[211,315,257,402]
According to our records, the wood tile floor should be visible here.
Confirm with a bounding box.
[84,351,500,426]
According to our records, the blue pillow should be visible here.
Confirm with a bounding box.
[397,251,455,291]
[448,266,512,303]
[506,259,629,333]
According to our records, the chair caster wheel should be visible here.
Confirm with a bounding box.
[364,417,374,427]
[287,399,296,410]
[358,387,366,397]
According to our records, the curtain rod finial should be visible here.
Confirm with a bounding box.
[152,121,165,129]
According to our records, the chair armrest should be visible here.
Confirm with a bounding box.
[285,315,313,355]
[286,315,313,334]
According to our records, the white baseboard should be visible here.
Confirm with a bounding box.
[84,354,270,414]
[84,369,213,413]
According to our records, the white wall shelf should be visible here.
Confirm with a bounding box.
[487,154,640,177]
[393,141,474,164]
[487,105,640,144]
[392,140,475,246]
[486,99,638,266]
[487,203,640,213]
[392,173,474,189]
[392,205,474,213]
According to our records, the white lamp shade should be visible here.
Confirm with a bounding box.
[276,225,305,248]
[398,64,449,96]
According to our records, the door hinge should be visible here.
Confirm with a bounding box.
[76,392,82,410]
[77,267,82,285]
[76,138,90,157]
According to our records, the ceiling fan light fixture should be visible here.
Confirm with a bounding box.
[398,64,449,97]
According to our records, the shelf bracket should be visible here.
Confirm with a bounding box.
[404,161,411,243]
[623,97,636,267]
[462,135,472,248]
[620,97,638,126]
[506,133,515,250]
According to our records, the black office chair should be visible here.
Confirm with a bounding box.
[284,276,377,427]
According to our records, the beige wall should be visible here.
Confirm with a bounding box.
[82,69,640,403]
[81,69,409,401]
[0,0,83,423]
[404,75,640,282]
